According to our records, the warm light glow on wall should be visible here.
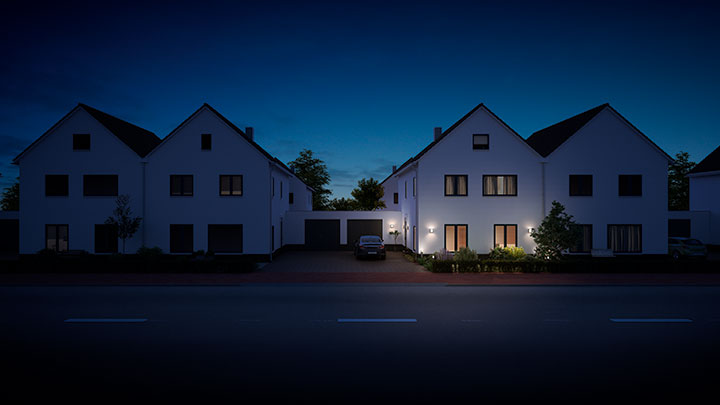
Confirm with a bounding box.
[389,223,395,229]
[428,227,434,233]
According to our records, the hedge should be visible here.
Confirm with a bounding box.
[428,258,719,274]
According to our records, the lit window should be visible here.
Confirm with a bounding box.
[494,224,517,248]
[483,175,517,196]
[445,175,468,196]
[219,175,243,196]
[445,224,468,252]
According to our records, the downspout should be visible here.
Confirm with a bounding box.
[268,161,273,262]
[141,161,147,247]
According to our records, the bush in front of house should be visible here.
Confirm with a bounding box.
[488,246,527,260]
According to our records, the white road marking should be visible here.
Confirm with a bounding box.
[337,318,417,323]
[609,318,693,323]
[64,318,148,323]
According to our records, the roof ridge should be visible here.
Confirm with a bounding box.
[525,104,609,157]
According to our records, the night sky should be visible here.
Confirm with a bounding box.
[1,0,719,197]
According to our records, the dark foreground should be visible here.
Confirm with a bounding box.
[2,285,719,403]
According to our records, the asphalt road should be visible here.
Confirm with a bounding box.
[2,285,719,403]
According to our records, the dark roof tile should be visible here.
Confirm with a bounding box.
[690,144,720,174]
[525,104,607,157]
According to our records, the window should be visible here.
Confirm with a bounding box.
[289,192,294,204]
[412,177,416,197]
[94,224,118,253]
[570,224,592,253]
[483,175,517,196]
[73,134,90,150]
[170,224,193,253]
[219,175,243,196]
[170,175,193,196]
[494,224,517,248]
[208,224,243,253]
[608,224,642,253]
[412,226,417,252]
[45,175,69,196]
[618,175,642,196]
[83,175,118,196]
[569,175,593,196]
[445,175,468,196]
[393,193,398,204]
[444,224,468,252]
[46,224,68,252]
[473,134,489,150]
[201,133,212,150]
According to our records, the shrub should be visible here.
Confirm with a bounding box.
[36,248,57,257]
[488,246,526,260]
[434,249,452,261]
[432,260,455,273]
[137,246,163,257]
[453,247,478,262]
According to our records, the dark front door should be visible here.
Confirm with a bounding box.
[305,220,340,250]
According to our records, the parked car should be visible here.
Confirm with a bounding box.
[353,235,386,260]
[668,237,707,260]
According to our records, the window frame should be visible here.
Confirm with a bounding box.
[289,192,294,204]
[170,224,194,253]
[94,224,118,254]
[72,134,91,150]
[607,224,642,253]
[412,177,416,197]
[201,133,212,150]
[493,224,518,248]
[45,174,69,196]
[170,175,193,196]
[569,224,593,253]
[483,175,517,197]
[618,174,642,196]
[444,224,468,252]
[569,175,593,197]
[45,224,69,252]
[83,174,118,197]
[444,175,469,197]
[393,192,398,204]
[219,175,243,196]
[208,224,243,253]
[472,134,490,150]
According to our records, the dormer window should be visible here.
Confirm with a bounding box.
[473,134,489,150]
[201,134,212,150]
[73,134,90,150]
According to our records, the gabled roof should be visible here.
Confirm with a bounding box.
[13,103,161,163]
[525,103,672,161]
[381,103,540,184]
[525,104,607,157]
[148,103,312,190]
[689,144,720,174]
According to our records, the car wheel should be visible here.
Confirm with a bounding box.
[671,250,680,260]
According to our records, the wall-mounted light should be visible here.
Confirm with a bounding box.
[528,227,534,234]
[429,227,435,233]
[389,224,395,229]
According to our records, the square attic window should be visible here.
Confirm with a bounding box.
[472,134,489,150]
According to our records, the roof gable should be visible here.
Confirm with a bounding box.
[690,144,720,174]
[13,104,160,163]
[525,104,607,157]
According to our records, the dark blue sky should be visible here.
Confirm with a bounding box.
[2,0,719,197]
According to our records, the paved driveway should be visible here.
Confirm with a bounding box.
[262,250,427,273]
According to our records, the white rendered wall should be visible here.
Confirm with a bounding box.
[379,176,399,211]
[144,107,271,255]
[17,108,145,254]
[690,173,720,244]
[667,210,711,244]
[284,210,403,245]
[416,107,543,255]
[543,108,670,254]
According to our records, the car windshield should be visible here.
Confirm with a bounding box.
[683,239,702,246]
[360,236,382,243]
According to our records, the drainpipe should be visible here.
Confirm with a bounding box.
[269,161,273,262]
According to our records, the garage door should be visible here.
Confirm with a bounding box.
[347,219,383,248]
[305,220,340,250]
[668,219,691,238]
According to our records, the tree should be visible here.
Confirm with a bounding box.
[0,177,19,211]
[288,149,332,210]
[105,194,142,254]
[350,178,386,211]
[530,201,580,261]
[668,151,696,211]
[329,197,359,211]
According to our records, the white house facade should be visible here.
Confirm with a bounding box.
[688,146,720,245]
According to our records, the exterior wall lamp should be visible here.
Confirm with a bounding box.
[429,227,435,233]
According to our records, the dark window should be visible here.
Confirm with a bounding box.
[170,224,193,253]
[170,175,193,196]
[219,175,243,196]
[619,175,642,196]
[444,175,468,196]
[445,225,468,252]
[45,175,69,196]
[46,224,68,252]
[289,192,294,204]
[473,134,489,150]
[208,224,243,253]
[494,224,517,248]
[393,193,398,204]
[569,224,592,253]
[94,224,118,253]
[73,134,90,150]
[412,177,416,197]
[412,225,417,252]
[483,175,517,196]
[201,133,212,150]
[569,175,593,196]
[83,175,118,196]
[668,219,691,238]
[607,224,642,253]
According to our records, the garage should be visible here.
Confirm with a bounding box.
[0,219,19,253]
[304,219,340,250]
[347,219,383,248]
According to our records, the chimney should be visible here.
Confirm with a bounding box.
[392,165,397,173]
[433,127,442,141]
[245,127,254,141]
